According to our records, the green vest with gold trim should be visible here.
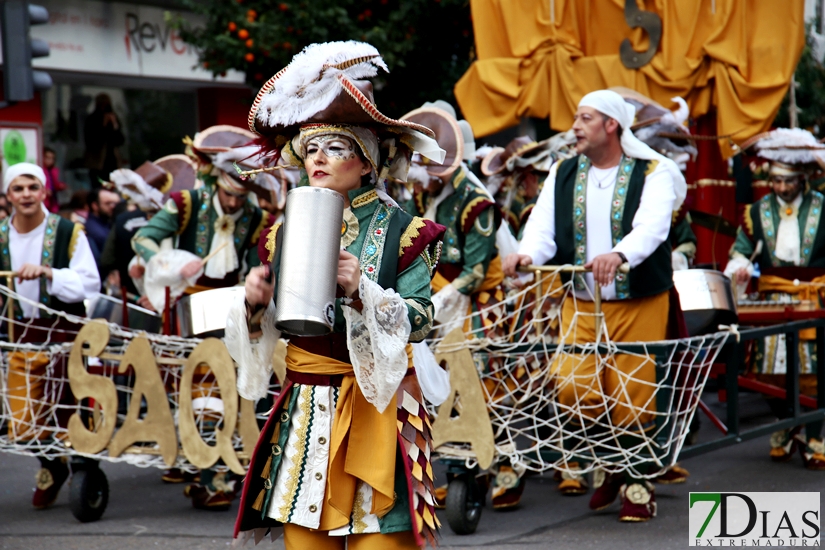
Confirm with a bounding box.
[551,155,673,300]
[0,214,87,318]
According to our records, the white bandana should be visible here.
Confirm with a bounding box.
[578,90,687,210]
[204,192,243,279]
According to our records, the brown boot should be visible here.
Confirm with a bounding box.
[491,466,525,510]
[183,484,233,511]
[618,482,657,522]
[652,464,689,484]
[799,437,825,470]
[588,468,623,510]
[32,458,70,509]
[557,462,588,496]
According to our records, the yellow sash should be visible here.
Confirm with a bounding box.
[432,254,505,294]
[285,344,401,530]
[758,274,825,340]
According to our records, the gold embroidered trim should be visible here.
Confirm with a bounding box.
[178,190,193,236]
[644,159,659,176]
[251,212,270,245]
[277,385,313,521]
[265,222,282,263]
[398,217,427,256]
[460,196,488,231]
[351,482,369,534]
[159,172,173,194]
[68,223,83,259]
[351,189,378,209]
[743,204,754,237]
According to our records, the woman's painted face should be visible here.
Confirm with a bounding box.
[305,135,370,199]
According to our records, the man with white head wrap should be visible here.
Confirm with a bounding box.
[723,128,825,471]
[1,162,100,511]
[504,89,687,523]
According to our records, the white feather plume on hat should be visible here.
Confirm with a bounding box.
[109,168,165,211]
[255,41,388,130]
[754,128,825,169]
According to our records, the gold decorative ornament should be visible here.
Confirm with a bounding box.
[178,338,245,475]
[431,328,496,470]
[67,321,119,454]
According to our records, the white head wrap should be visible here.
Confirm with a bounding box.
[579,90,687,210]
[4,162,46,192]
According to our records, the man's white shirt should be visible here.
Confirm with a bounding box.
[518,159,679,300]
[9,213,100,318]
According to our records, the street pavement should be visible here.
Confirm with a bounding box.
[1,393,823,550]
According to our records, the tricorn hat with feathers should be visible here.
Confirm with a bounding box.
[247,41,444,182]
[747,128,825,170]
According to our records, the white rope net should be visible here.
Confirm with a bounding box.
[0,285,279,473]
[429,267,729,479]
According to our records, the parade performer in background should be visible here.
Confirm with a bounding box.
[481,133,576,240]
[101,155,198,306]
[403,103,535,510]
[724,128,825,470]
[131,126,275,510]
[504,90,686,522]
[2,162,100,509]
[225,41,446,549]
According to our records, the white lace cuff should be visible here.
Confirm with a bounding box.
[343,275,411,413]
[225,294,280,402]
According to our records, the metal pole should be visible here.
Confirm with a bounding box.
[789,73,799,129]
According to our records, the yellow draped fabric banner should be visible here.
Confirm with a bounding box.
[455,0,805,156]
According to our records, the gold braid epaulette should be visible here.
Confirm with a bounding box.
[178,190,193,236]
[265,222,282,262]
[398,217,427,257]
[251,212,271,245]
[743,203,754,238]
[68,223,83,259]
[460,196,489,231]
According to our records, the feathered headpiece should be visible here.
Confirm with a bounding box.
[750,128,825,169]
[247,41,444,184]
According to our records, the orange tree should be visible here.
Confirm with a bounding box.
[170,0,474,114]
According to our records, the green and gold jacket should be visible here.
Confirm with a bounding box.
[132,185,273,288]
[408,168,501,295]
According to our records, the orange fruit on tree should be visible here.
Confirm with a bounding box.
[245,52,255,62]
[238,28,249,40]
[228,21,237,32]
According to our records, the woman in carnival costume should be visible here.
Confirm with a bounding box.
[224,41,446,549]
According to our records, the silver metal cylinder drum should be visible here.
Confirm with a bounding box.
[275,186,345,336]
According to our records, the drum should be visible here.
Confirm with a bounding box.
[275,186,345,336]
[672,269,738,335]
[175,287,246,338]
[90,293,162,334]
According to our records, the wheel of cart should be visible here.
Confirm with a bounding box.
[69,457,109,523]
[441,459,484,535]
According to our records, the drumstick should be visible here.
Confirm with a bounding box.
[200,241,230,267]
